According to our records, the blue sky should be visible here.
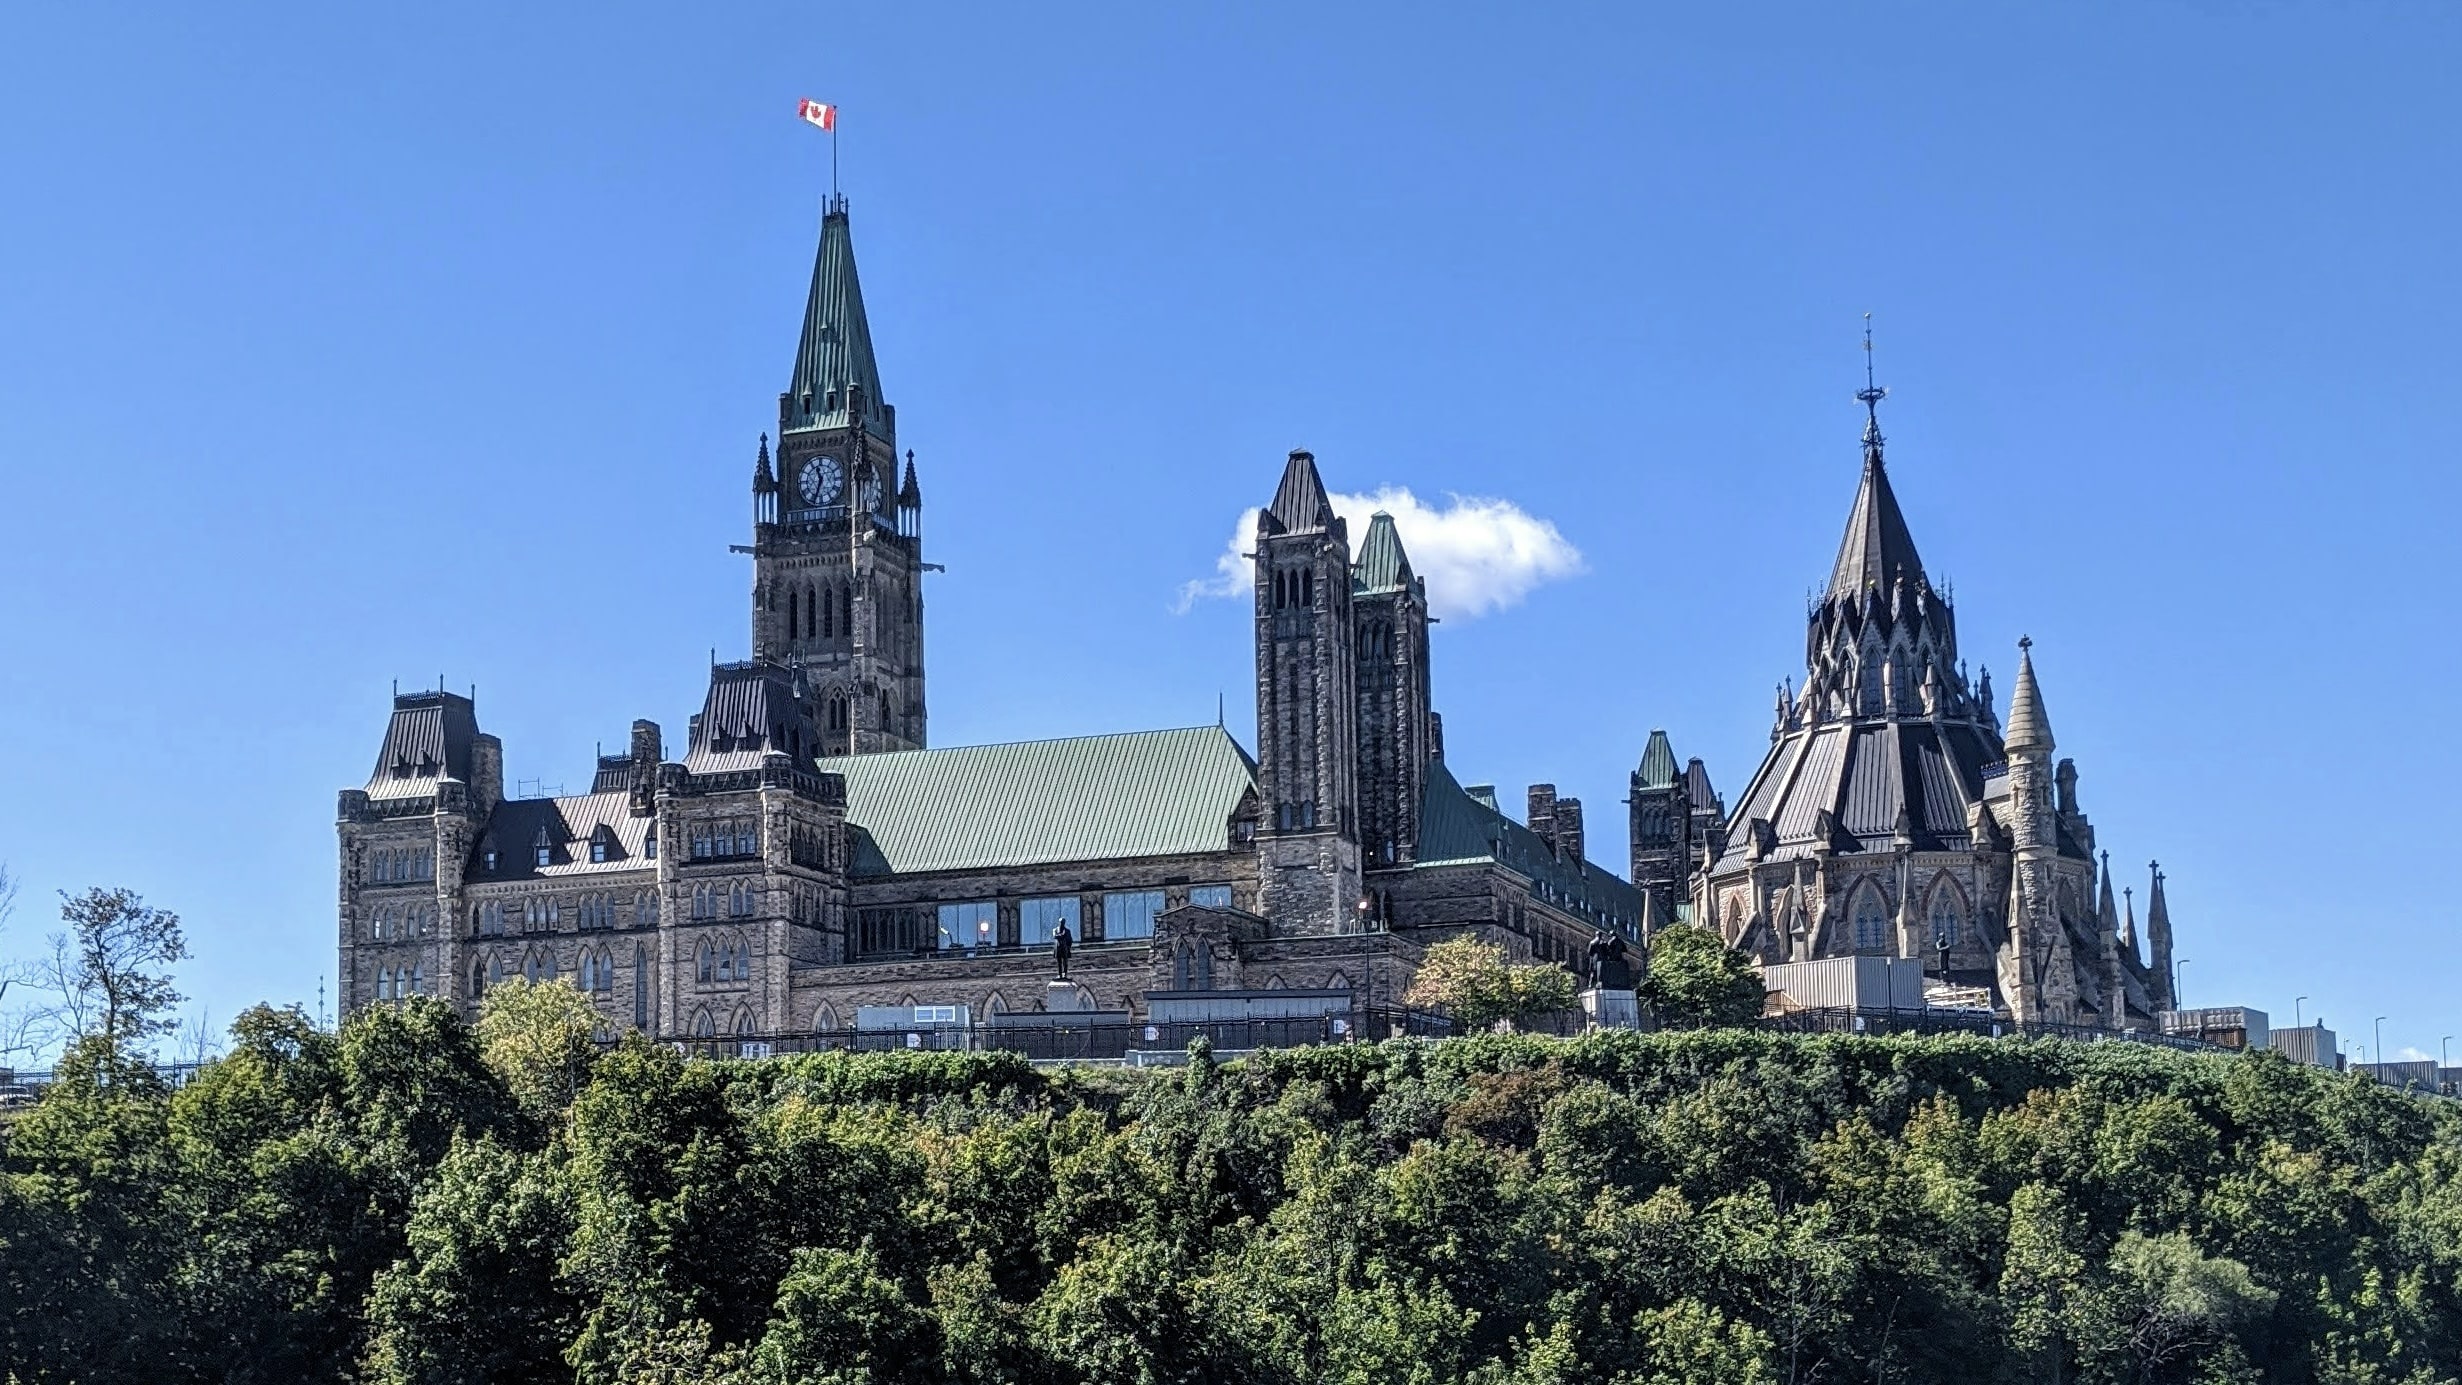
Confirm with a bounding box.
[2,3,2456,1061]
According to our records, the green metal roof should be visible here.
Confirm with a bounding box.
[820,726,1256,877]
[1415,759,1645,932]
[782,204,891,439]
[1636,729,1680,789]
[1351,511,1414,595]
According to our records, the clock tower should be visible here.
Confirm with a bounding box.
[748,194,927,755]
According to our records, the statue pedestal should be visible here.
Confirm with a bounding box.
[1045,979,1090,1013]
[1580,987,1641,1031]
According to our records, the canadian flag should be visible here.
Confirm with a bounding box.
[796,98,836,132]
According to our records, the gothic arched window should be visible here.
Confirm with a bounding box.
[697,940,714,983]
[1928,884,1965,951]
[692,1008,714,1039]
[1852,885,1891,953]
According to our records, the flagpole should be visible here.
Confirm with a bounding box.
[831,117,840,201]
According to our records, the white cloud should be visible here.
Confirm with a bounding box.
[1175,487,1584,621]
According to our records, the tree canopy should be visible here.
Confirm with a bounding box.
[3,1006,2461,1382]
[1403,936,1577,1032]
[1638,923,1764,1029]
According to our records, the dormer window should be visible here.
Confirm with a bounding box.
[532,825,553,869]
[643,830,657,860]
[482,846,499,872]
[590,839,608,864]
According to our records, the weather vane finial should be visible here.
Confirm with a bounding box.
[1856,313,1888,440]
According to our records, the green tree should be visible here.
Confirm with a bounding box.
[476,976,601,1115]
[748,1244,936,1385]
[364,1135,576,1385]
[1403,938,1577,1032]
[52,886,188,1055]
[2105,1231,2275,1381]
[1637,925,1762,1029]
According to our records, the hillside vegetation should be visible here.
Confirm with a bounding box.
[3,999,2460,1384]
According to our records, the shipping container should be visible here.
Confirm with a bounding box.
[1763,956,1926,1013]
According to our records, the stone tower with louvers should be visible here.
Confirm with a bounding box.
[1254,450,1365,932]
[748,195,927,756]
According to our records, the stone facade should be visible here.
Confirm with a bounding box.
[338,195,1643,1037]
[1665,401,2178,1027]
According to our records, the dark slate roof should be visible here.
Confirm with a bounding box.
[781,205,890,438]
[470,792,655,882]
[1262,450,1338,534]
[686,662,820,775]
[1351,511,1413,594]
[1715,716,2012,869]
[1636,730,1680,789]
[820,726,1257,877]
[366,691,479,800]
[1416,760,1645,932]
[1682,758,1720,813]
[1827,450,1926,600]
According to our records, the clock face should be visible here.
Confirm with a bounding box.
[798,456,843,506]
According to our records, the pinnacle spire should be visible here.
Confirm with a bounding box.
[899,449,921,504]
[782,203,890,440]
[1261,449,1337,535]
[2003,636,2054,755]
[1827,318,1926,601]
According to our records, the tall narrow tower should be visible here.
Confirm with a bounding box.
[1351,511,1432,870]
[1254,450,1363,933]
[749,196,927,755]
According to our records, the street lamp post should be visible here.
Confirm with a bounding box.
[2174,959,2189,1010]
[2295,995,2308,1030]
[2443,1036,2454,1096]
[2374,1017,2388,1079]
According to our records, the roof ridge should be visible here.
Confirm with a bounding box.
[819,723,1234,763]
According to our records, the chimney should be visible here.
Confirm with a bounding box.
[629,719,663,816]
[1556,797,1585,866]
[1527,784,1559,855]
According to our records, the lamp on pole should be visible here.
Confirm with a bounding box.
[2374,1016,2388,1076]
[2174,959,2189,1010]
[2443,1036,2454,1095]
[2295,995,2308,1030]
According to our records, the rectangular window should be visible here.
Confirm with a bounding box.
[936,900,997,951]
[1103,889,1165,940]
[857,907,925,956]
[1018,895,1079,948]
[914,1005,959,1025]
[590,840,608,863]
[1190,883,1235,910]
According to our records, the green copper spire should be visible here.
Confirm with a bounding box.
[781,199,891,441]
[1351,511,1413,594]
[1636,729,1680,789]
